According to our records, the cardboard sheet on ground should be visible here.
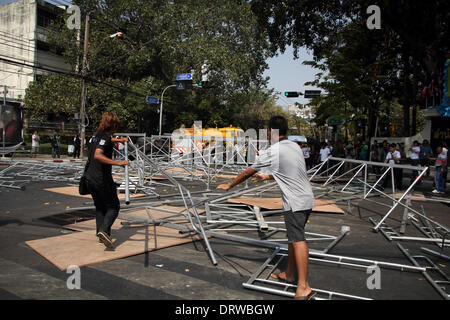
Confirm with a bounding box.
[393,192,427,202]
[165,167,204,176]
[214,174,238,179]
[227,197,345,214]
[25,205,207,270]
[26,225,201,271]
[64,205,202,232]
[44,186,146,200]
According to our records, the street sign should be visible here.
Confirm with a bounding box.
[176,81,185,90]
[176,73,193,81]
[304,90,321,98]
[328,117,345,126]
[146,96,159,104]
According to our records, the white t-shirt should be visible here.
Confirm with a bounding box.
[320,147,331,162]
[410,146,420,160]
[436,152,447,167]
[32,134,39,147]
[301,147,310,159]
[251,140,314,212]
[386,150,401,164]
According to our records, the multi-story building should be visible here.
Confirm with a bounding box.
[0,0,70,101]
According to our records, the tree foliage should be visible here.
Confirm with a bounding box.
[25,0,278,134]
[251,0,450,137]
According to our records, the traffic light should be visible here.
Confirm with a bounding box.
[284,92,301,98]
[196,81,213,88]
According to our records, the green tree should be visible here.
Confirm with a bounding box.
[251,0,450,136]
[25,0,275,134]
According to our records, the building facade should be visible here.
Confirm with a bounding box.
[0,0,70,101]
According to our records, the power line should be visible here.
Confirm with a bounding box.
[0,53,73,75]
[0,42,37,56]
[0,32,36,50]
[0,37,35,50]
[0,56,146,98]
[0,31,33,42]
[0,33,147,84]
[0,68,32,77]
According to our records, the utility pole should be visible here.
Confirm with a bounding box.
[159,84,176,136]
[1,85,6,159]
[79,12,90,158]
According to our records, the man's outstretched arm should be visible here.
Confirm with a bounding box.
[217,168,258,191]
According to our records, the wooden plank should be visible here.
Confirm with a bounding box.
[228,197,335,209]
[165,167,204,176]
[215,174,238,179]
[394,192,427,202]
[26,224,202,271]
[44,186,146,200]
[227,197,344,214]
[311,204,345,214]
[64,205,203,232]
[227,197,282,210]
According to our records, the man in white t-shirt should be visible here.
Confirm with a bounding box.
[409,140,420,180]
[301,143,311,169]
[31,131,39,158]
[318,143,331,174]
[319,143,331,162]
[217,116,316,300]
[382,143,403,189]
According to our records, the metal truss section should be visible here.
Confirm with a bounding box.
[398,243,450,300]
[118,138,219,265]
[242,247,373,300]
[421,247,450,262]
[0,142,23,156]
[0,159,85,189]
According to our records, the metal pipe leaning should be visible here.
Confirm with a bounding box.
[124,141,130,205]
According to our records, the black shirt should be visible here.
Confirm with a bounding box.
[74,136,81,147]
[85,131,114,186]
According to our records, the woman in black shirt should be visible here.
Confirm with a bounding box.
[85,112,129,249]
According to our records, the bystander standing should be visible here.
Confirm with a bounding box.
[420,140,433,177]
[432,146,447,194]
[409,141,420,182]
[30,131,39,158]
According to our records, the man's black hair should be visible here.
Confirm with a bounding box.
[268,116,288,136]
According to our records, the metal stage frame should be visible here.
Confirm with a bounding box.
[2,133,449,300]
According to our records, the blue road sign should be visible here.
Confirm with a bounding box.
[176,73,193,81]
[146,96,159,104]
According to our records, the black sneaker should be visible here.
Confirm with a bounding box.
[97,231,114,249]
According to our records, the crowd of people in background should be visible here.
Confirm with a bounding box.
[28,131,129,161]
[28,131,82,159]
[27,130,448,195]
[298,138,448,194]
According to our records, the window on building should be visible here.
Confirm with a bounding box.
[37,8,57,28]
[36,40,50,52]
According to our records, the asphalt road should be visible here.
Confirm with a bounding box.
[0,171,449,301]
